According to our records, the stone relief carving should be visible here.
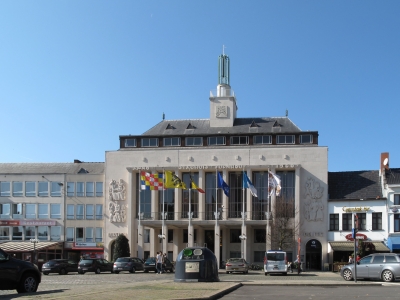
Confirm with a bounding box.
[216,106,227,118]
[108,179,127,223]
[303,177,324,222]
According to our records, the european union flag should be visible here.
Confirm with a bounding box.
[217,172,230,197]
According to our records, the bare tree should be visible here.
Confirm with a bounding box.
[268,197,300,251]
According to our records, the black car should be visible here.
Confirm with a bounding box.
[0,247,42,293]
[78,258,113,274]
[144,257,175,273]
[42,259,78,275]
[113,257,144,274]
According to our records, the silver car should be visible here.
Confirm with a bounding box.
[340,253,400,282]
[225,258,249,274]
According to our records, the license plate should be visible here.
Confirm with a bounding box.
[233,268,238,270]
[83,268,88,271]
[149,263,155,266]
[118,268,123,270]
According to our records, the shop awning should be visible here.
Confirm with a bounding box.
[387,236,400,251]
[0,241,62,252]
[329,241,389,252]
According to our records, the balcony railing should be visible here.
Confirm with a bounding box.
[136,211,270,221]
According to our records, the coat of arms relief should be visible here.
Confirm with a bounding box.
[108,179,127,223]
[303,177,324,222]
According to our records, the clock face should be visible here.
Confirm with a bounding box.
[216,106,227,118]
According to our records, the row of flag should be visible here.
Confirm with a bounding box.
[140,170,281,197]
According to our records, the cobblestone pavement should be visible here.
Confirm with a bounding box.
[0,270,391,300]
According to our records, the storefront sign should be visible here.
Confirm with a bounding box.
[345,233,367,241]
[342,206,370,212]
[0,220,56,226]
[0,220,20,226]
[303,232,324,237]
[75,242,96,247]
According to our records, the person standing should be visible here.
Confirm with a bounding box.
[348,255,354,264]
[156,252,162,274]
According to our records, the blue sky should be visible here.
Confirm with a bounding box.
[1,1,399,172]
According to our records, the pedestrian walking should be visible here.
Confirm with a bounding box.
[156,252,163,274]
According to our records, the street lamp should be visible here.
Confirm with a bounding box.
[30,238,39,265]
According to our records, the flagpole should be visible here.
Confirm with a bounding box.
[162,168,165,254]
[215,169,218,227]
[241,168,245,259]
[267,168,270,251]
[188,174,192,247]
[138,171,141,230]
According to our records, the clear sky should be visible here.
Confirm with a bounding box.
[1,1,399,172]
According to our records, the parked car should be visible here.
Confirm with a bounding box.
[341,253,400,282]
[42,259,78,275]
[143,257,175,273]
[225,258,250,274]
[0,247,42,293]
[113,257,144,274]
[78,258,113,274]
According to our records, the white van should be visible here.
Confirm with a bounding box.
[264,250,287,276]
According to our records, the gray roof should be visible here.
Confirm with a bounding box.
[328,170,383,200]
[0,163,104,175]
[139,117,305,136]
[385,168,400,185]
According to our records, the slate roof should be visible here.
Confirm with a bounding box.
[385,168,400,185]
[328,170,383,200]
[0,163,104,175]
[137,117,306,137]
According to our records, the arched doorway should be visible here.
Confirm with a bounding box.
[305,239,322,270]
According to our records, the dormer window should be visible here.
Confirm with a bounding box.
[300,135,313,144]
[125,138,137,147]
[254,135,271,145]
[142,138,158,147]
[185,137,203,146]
[208,136,226,146]
[277,135,294,144]
[230,136,248,145]
[163,137,180,147]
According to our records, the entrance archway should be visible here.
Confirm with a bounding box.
[305,239,322,270]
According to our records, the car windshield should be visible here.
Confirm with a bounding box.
[116,258,130,262]
[228,258,244,263]
[80,259,94,264]
[47,260,64,265]
[145,258,155,263]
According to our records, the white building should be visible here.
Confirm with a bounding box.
[104,52,329,269]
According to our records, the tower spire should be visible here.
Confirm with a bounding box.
[218,47,230,86]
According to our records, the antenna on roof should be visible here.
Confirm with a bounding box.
[286,109,288,117]
[162,112,165,120]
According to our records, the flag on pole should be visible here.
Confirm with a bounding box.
[140,171,164,190]
[190,176,205,193]
[217,172,230,197]
[164,171,187,189]
[268,171,281,196]
[243,172,258,197]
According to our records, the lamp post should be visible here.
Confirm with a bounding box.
[30,238,39,265]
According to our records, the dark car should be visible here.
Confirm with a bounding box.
[42,259,78,275]
[340,253,400,282]
[0,247,42,293]
[113,257,144,274]
[144,257,175,273]
[78,258,113,274]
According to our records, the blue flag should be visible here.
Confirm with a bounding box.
[243,172,258,197]
[217,172,230,197]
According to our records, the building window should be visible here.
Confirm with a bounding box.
[277,135,295,144]
[95,228,102,242]
[208,136,226,146]
[86,205,94,220]
[25,226,35,239]
[181,173,199,219]
[330,214,339,231]
[163,137,180,147]
[136,173,152,219]
[254,135,271,145]
[76,227,84,242]
[395,214,400,232]
[125,138,136,147]
[168,229,174,243]
[300,135,313,144]
[50,204,61,219]
[12,203,23,218]
[229,172,245,218]
[85,227,93,242]
[76,182,84,197]
[394,194,400,205]
[50,226,61,241]
[0,203,11,218]
[96,182,103,197]
[183,229,197,243]
[25,182,36,197]
[66,227,74,242]
[252,172,270,220]
[357,213,366,230]
[67,182,75,197]
[38,204,49,219]
[67,204,74,220]
[0,182,11,197]
[185,137,203,146]
[372,212,382,230]
[230,229,241,243]
[254,229,266,243]
[86,182,94,197]
[76,204,84,220]
[229,251,241,258]
[12,182,23,197]
[38,182,49,197]
[141,138,158,147]
[254,251,265,263]
[96,204,103,220]
[0,227,10,240]
[158,188,175,220]
[38,226,48,241]
[144,229,150,243]
[25,204,36,219]
[230,136,249,145]
[51,182,62,197]
[12,226,23,240]
[205,172,222,220]
[276,171,295,201]
[342,213,352,231]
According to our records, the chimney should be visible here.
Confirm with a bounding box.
[380,152,389,171]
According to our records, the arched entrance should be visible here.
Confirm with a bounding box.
[305,239,322,270]
[109,240,116,261]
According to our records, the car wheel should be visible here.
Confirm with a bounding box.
[129,267,136,273]
[16,273,39,293]
[95,268,101,274]
[43,272,49,275]
[342,269,353,281]
[59,268,66,275]
[265,272,268,276]
[284,272,287,276]
[382,270,394,282]
[114,271,119,274]
[144,269,149,273]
